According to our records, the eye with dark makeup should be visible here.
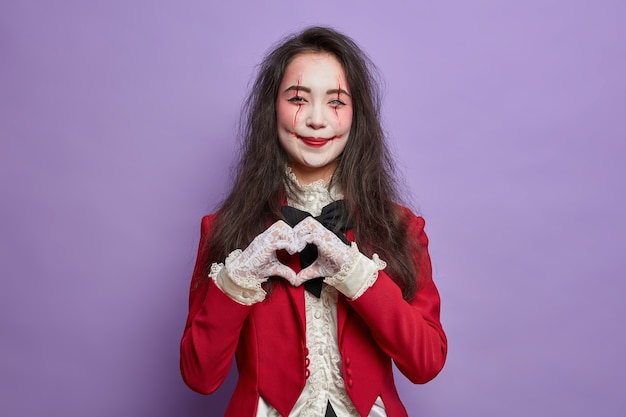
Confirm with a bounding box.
[287,96,306,103]
[329,99,346,106]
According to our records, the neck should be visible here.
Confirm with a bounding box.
[287,162,337,185]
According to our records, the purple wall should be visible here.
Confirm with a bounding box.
[2,1,625,416]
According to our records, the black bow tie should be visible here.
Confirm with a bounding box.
[281,200,352,297]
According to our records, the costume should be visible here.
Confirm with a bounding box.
[180,180,447,416]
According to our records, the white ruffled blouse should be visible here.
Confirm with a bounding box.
[211,169,387,417]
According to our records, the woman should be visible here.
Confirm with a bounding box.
[180,26,447,417]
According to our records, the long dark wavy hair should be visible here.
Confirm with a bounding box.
[203,26,422,300]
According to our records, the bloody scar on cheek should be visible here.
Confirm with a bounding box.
[335,80,341,129]
[292,77,302,129]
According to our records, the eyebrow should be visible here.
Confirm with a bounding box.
[327,88,351,97]
[284,85,351,97]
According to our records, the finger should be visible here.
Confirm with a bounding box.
[266,220,294,239]
[293,219,325,245]
[294,216,323,232]
[270,237,297,253]
[263,223,297,252]
[284,275,304,287]
[290,233,308,254]
[267,262,297,282]
[296,264,322,282]
[269,219,293,233]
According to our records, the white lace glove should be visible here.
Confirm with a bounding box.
[211,220,301,304]
[226,220,300,283]
[292,216,385,298]
[292,216,359,283]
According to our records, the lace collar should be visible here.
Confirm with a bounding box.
[284,166,344,217]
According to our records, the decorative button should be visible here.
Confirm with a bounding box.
[348,379,353,388]
[345,357,351,366]
[318,347,324,355]
[242,291,250,299]
[314,310,321,319]
[346,369,352,377]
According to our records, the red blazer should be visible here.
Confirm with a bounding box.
[180,209,447,417]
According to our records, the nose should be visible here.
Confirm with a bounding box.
[305,104,327,129]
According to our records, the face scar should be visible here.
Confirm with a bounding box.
[293,77,302,130]
[335,80,341,129]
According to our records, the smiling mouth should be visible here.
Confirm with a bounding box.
[294,134,339,148]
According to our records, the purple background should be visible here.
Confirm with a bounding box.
[2,1,625,416]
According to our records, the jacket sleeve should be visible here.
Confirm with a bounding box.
[179,214,253,394]
[348,210,448,384]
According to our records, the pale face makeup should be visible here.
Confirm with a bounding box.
[276,52,353,184]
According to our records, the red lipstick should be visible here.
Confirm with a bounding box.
[299,136,337,148]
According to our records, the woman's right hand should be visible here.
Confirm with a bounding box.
[225,220,299,284]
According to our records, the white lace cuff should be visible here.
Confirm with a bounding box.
[324,242,387,299]
[209,250,267,305]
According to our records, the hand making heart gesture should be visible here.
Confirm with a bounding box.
[290,216,359,286]
[224,220,303,285]
[225,217,359,288]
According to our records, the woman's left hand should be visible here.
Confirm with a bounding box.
[292,216,360,285]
